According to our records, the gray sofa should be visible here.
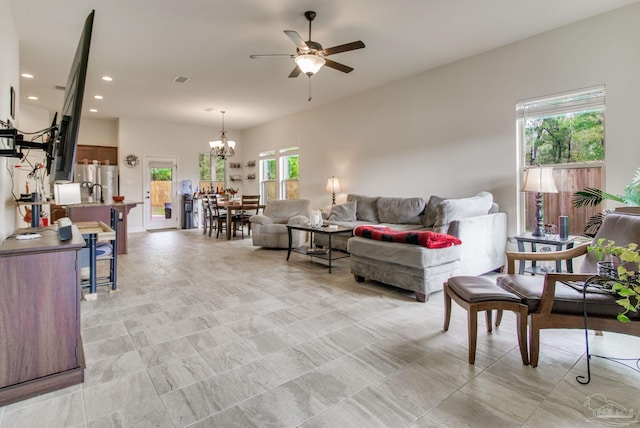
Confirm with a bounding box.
[316,192,507,302]
[249,199,311,248]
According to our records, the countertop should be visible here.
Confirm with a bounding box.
[17,200,142,207]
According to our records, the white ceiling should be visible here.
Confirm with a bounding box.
[11,0,639,131]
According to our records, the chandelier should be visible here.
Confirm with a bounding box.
[209,111,235,159]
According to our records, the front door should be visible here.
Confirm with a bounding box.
[144,156,178,230]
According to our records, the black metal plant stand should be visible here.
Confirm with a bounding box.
[576,275,640,384]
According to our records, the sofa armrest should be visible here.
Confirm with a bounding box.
[287,215,309,226]
[250,214,273,225]
[446,212,508,275]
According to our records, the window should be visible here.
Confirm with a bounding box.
[198,153,225,193]
[259,146,300,203]
[280,146,299,200]
[259,150,276,204]
[517,86,605,235]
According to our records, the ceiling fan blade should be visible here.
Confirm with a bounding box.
[249,54,295,59]
[324,59,354,74]
[323,40,365,56]
[288,65,302,78]
[284,30,309,51]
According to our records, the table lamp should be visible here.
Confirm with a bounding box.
[521,166,558,237]
[326,176,341,205]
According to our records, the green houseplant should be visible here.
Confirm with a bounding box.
[589,239,640,322]
[573,167,640,236]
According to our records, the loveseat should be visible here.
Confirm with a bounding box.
[249,199,311,248]
[316,192,507,302]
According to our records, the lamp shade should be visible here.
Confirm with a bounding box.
[295,54,326,75]
[521,167,558,193]
[326,176,341,193]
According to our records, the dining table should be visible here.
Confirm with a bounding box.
[217,201,265,240]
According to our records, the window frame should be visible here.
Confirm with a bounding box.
[516,86,605,235]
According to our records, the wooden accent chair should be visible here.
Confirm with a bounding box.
[496,213,640,367]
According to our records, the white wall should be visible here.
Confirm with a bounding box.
[118,117,242,231]
[241,3,640,236]
[0,0,19,239]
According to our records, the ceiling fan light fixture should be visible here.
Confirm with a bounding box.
[295,54,325,75]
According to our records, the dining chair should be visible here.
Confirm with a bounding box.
[240,194,260,237]
[200,195,213,236]
[212,194,242,238]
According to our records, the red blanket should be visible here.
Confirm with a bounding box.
[354,225,462,249]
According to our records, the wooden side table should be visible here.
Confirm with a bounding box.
[514,233,578,275]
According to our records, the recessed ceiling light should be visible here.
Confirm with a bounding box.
[27,96,38,100]
[89,109,98,113]
[21,73,34,79]
[102,76,113,82]
[94,95,103,100]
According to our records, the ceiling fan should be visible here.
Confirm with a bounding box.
[250,11,365,78]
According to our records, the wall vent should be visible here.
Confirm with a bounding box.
[174,76,189,83]
[54,85,66,91]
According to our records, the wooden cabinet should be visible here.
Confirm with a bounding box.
[76,144,118,165]
[0,227,86,406]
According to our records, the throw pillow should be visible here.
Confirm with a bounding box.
[423,195,446,227]
[434,191,493,233]
[328,200,357,222]
[347,194,380,223]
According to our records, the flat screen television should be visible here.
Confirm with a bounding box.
[48,10,95,183]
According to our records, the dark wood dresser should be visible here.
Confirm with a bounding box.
[0,226,86,406]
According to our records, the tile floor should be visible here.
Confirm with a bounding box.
[1,229,640,427]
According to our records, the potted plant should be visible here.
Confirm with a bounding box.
[588,238,640,322]
[573,167,640,236]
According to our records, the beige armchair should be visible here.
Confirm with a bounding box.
[249,199,311,248]
[496,213,640,367]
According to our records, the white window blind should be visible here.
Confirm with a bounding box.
[516,85,605,118]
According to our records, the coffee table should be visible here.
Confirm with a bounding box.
[286,224,354,273]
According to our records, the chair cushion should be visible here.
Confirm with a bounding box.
[447,276,521,303]
[496,274,636,319]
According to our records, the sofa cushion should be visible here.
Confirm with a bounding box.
[348,236,461,269]
[377,197,425,224]
[347,194,379,223]
[434,192,493,233]
[423,195,446,227]
[328,200,357,222]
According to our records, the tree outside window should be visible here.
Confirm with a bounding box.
[518,86,604,235]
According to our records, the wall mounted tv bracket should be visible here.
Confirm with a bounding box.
[0,128,51,158]
[0,117,59,175]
